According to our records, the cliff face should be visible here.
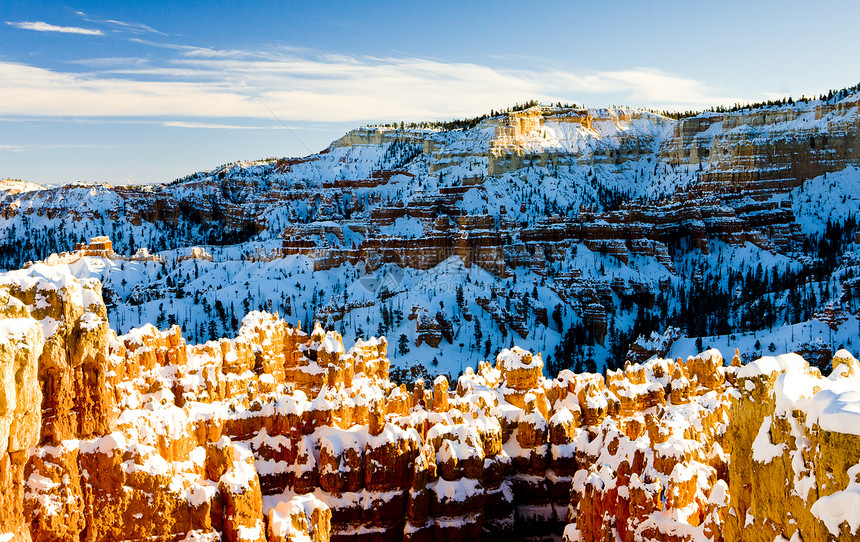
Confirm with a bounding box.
[562,349,732,542]
[724,351,860,542]
[4,97,859,268]
[663,98,860,187]
[486,107,668,175]
[0,288,43,541]
[1,268,860,541]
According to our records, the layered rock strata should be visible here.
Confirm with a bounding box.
[6,97,860,278]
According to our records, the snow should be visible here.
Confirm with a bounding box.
[26,473,59,492]
[805,390,860,436]
[81,431,128,455]
[773,370,820,414]
[811,463,860,535]
[379,215,426,238]
[584,388,608,411]
[316,425,365,457]
[503,428,546,460]
[708,480,729,507]
[320,333,345,355]
[562,523,582,542]
[697,348,722,363]
[218,445,258,493]
[792,166,860,238]
[179,531,219,542]
[751,417,785,463]
[236,522,265,541]
[436,437,482,464]
[185,483,217,507]
[430,477,482,502]
[737,354,807,379]
[831,349,860,379]
[518,409,548,431]
[497,347,543,372]
[550,407,574,426]
[654,438,688,460]
[0,317,40,346]
[310,392,334,413]
[268,493,329,538]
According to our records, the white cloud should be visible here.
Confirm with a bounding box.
[74,10,165,35]
[0,47,741,122]
[102,19,165,35]
[0,143,122,150]
[5,21,103,36]
[162,121,282,130]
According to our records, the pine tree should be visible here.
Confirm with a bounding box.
[552,304,563,331]
[398,334,410,356]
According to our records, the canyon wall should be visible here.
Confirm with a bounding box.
[5,97,859,267]
[4,97,860,371]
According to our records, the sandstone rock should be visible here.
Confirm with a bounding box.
[24,442,86,542]
[432,375,449,412]
[0,289,43,456]
[4,269,860,542]
[218,444,266,542]
[267,493,331,542]
[0,286,44,541]
[497,346,543,390]
[725,352,860,541]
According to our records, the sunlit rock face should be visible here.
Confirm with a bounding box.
[558,350,733,542]
[723,351,860,542]
[1,266,860,541]
[0,288,43,542]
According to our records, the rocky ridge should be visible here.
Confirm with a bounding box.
[1,267,860,541]
[3,94,860,374]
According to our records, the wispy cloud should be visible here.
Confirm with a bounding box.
[0,45,741,122]
[550,68,734,110]
[102,18,165,35]
[76,11,166,36]
[162,121,282,130]
[0,143,123,151]
[6,21,103,36]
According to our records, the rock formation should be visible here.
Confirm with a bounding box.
[5,97,857,281]
[3,95,860,375]
[0,288,43,542]
[723,351,860,541]
[0,267,858,540]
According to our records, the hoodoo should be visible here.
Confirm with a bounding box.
[1,266,859,541]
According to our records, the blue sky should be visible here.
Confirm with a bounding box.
[2,0,859,185]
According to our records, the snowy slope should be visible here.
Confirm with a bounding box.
[3,95,860,375]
